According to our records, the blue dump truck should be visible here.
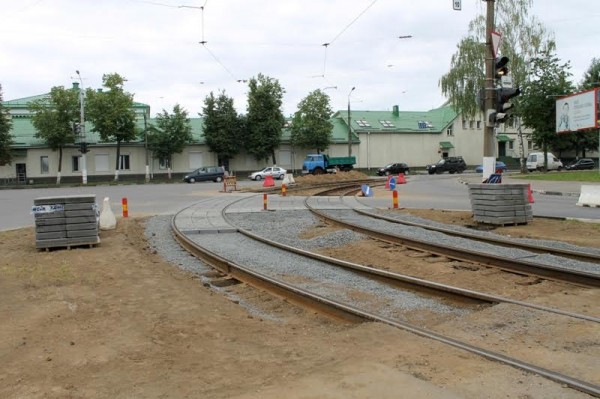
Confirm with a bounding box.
[301,154,356,175]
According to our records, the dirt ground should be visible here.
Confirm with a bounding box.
[1,177,599,398]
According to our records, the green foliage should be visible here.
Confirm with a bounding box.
[202,91,243,168]
[578,58,600,91]
[85,73,137,176]
[519,50,574,158]
[289,89,333,153]
[440,0,555,118]
[28,85,80,176]
[147,104,193,168]
[0,84,14,166]
[245,73,285,163]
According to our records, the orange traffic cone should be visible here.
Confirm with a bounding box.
[397,173,406,184]
[385,175,391,189]
[263,175,275,187]
[527,184,535,203]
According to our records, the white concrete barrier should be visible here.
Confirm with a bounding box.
[576,185,600,208]
[283,173,296,185]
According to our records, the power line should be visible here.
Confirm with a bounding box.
[327,0,379,46]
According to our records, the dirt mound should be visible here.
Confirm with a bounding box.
[293,170,369,185]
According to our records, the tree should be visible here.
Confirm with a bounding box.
[440,0,556,119]
[85,73,136,181]
[289,89,333,153]
[245,73,285,164]
[0,84,14,166]
[146,104,193,179]
[519,50,574,171]
[574,58,600,157]
[202,91,243,171]
[28,86,80,184]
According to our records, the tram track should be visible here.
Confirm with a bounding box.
[171,190,600,396]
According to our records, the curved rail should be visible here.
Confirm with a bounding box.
[171,199,600,397]
[303,194,600,288]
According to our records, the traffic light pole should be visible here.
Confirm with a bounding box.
[76,70,88,185]
[484,0,496,158]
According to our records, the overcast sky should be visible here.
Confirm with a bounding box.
[1,0,598,117]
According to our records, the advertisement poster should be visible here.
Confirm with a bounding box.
[555,89,598,133]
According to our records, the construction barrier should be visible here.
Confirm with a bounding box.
[397,173,406,184]
[281,183,287,197]
[223,176,237,192]
[263,194,268,211]
[577,185,600,207]
[282,173,296,185]
[392,190,399,209]
[527,184,535,203]
[263,175,275,187]
[122,197,128,218]
[385,175,391,189]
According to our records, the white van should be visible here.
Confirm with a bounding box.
[526,152,563,172]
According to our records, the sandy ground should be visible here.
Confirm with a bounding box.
[1,174,598,398]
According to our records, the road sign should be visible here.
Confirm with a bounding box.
[491,31,502,58]
[389,177,396,191]
[501,75,513,88]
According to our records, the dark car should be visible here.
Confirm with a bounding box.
[565,158,595,170]
[183,166,225,183]
[426,156,466,174]
[377,162,410,176]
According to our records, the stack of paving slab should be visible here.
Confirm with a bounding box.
[468,183,532,225]
[33,194,99,250]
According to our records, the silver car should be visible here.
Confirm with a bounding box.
[248,166,287,181]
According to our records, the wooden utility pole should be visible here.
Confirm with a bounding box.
[484,0,496,157]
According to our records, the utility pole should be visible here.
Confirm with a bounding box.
[483,0,496,158]
[75,70,88,185]
[347,86,355,157]
[143,109,150,182]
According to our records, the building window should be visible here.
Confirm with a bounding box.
[355,119,371,127]
[379,120,395,128]
[462,119,467,129]
[159,157,168,170]
[469,120,474,129]
[40,156,49,174]
[72,156,80,172]
[509,141,514,150]
[507,118,514,128]
[95,154,109,172]
[119,154,130,170]
[446,126,454,136]
[476,120,482,129]
[528,141,532,150]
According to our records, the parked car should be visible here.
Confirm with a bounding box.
[526,152,563,172]
[426,156,466,174]
[475,161,508,173]
[249,166,287,181]
[183,166,225,183]
[565,158,595,170]
[377,162,410,176]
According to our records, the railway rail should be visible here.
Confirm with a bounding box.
[170,186,600,396]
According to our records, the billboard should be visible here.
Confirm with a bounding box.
[555,88,599,133]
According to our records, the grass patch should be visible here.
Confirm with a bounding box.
[511,170,600,182]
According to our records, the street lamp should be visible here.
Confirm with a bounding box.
[75,70,87,185]
[347,86,355,157]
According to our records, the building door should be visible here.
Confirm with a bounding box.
[498,142,506,157]
[15,163,26,183]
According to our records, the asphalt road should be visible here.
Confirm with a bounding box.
[0,174,598,231]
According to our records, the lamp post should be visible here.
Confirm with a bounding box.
[75,70,87,185]
[143,108,150,182]
[347,86,355,157]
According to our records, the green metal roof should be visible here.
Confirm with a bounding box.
[332,105,457,134]
[496,134,512,142]
[439,141,454,149]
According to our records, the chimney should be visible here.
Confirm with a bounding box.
[72,82,80,90]
[392,105,399,117]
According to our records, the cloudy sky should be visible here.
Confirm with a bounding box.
[1,0,598,117]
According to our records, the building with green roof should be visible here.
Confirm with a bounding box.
[2,84,533,183]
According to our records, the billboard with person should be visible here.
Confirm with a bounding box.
[555,88,599,133]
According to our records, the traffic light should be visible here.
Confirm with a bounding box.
[494,87,521,123]
[494,56,509,79]
[79,142,89,153]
